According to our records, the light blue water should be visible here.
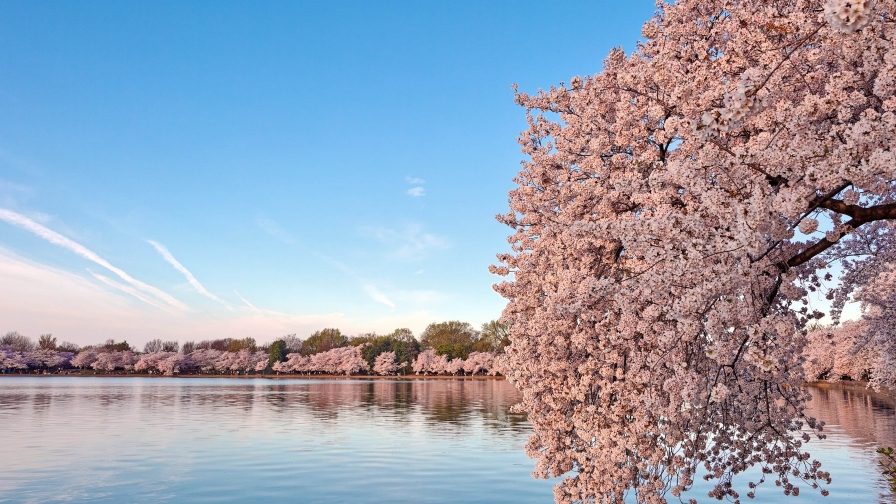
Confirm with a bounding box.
[0,378,892,503]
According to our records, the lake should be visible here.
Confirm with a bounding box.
[0,378,893,503]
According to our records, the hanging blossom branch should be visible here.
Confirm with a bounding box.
[494,0,890,502]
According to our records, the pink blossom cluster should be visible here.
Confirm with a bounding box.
[410,350,503,376]
[804,321,879,383]
[67,348,270,376]
[372,351,403,375]
[270,346,369,375]
[268,348,505,377]
[134,349,269,376]
[493,0,894,500]
[0,349,73,372]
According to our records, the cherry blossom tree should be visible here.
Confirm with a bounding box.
[373,351,400,375]
[463,352,496,376]
[492,0,894,501]
[334,346,369,375]
[412,349,437,375]
[135,351,177,374]
[91,352,121,372]
[444,357,466,376]
[70,350,97,370]
[28,349,71,371]
[190,349,223,373]
[804,320,882,382]
[157,352,187,375]
[303,346,369,375]
[411,349,453,375]
[213,351,237,374]
[0,349,28,372]
[274,352,311,374]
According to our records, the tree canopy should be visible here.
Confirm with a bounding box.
[301,328,347,356]
[477,320,510,353]
[420,321,480,352]
[350,328,421,373]
[268,339,287,366]
[493,0,896,501]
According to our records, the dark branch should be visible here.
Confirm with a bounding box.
[786,202,896,268]
[817,199,896,220]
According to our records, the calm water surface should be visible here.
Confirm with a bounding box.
[0,378,893,503]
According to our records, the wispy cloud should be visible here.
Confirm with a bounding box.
[363,284,395,308]
[91,272,173,312]
[234,289,265,317]
[256,217,296,244]
[311,251,398,309]
[0,208,188,311]
[362,222,449,260]
[0,248,352,347]
[405,177,425,184]
[406,187,425,197]
[147,240,232,309]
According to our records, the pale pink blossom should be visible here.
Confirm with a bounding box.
[373,351,400,375]
[491,1,896,499]
[824,0,873,34]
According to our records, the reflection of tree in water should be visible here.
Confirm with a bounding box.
[410,380,529,433]
[805,384,896,449]
[211,379,532,436]
[0,378,531,437]
[164,379,528,433]
[93,390,130,410]
[0,392,30,416]
[177,384,259,414]
[30,392,54,415]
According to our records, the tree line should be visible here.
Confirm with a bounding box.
[0,320,510,377]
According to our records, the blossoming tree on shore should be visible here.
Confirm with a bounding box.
[493,0,895,501]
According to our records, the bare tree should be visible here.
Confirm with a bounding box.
[282,334,303,353]
[57,341,80,353]
[0,332,35,352]
[38,334,57,350]
[143,339,163,353]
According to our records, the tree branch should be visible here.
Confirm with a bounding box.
[787,202,896,268]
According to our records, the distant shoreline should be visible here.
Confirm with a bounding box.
[0,372,506,381]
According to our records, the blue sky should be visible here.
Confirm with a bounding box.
[0,1,655,346]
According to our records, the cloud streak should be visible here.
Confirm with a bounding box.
[405,177,425,184]
[91,272,173,312]
[312,251,398,309]
[406,187,425,197]
[147,240,232,309]
[0,208,188,311]
[363,284,396,308]
[0,248,356,347]
[234,289,265,317]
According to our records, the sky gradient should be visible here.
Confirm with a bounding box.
[0,1,656,347]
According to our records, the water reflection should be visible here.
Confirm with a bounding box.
[0,377,545,504]
[1,378,893,503]
[805,383,896,449]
